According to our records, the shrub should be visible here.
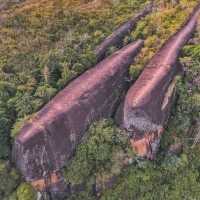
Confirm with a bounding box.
[63,119,131,197]
[16,183,37,200]
[0,160,20,200]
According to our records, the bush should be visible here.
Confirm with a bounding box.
[63,119,132,198]
[0,160,20,200]
[16,183,37,200]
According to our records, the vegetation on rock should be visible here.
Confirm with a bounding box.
[63,119,133,194]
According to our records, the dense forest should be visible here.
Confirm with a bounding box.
[0,0,200,199]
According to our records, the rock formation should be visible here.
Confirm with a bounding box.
[117,3,200,159]
[13,40,143,191]
[94,2,152,62]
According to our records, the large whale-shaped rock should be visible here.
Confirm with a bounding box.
[13,40,143,184]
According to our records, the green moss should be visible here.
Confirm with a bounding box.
[191,93,200,107]
[11,115,32,138]
[16,183,37,200]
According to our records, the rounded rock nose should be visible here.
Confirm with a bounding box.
[111,39,143,59]
[126,39,144,54]
[110,39,144,74]
[16,121,44,145]
[123,107,150,132]
[12,122,47,181]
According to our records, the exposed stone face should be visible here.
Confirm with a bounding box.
[167,143,183,156]
[13,40,143,183]
[94,2,152,62]
[117,3,200,159]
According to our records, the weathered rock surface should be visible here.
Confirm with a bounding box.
[192,120,200,146]
[13,40,143,187]
[117,3,200,159]
[94,2,152,62]
[167,143,183,155]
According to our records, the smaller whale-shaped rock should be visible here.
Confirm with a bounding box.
[117,3,200,159]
